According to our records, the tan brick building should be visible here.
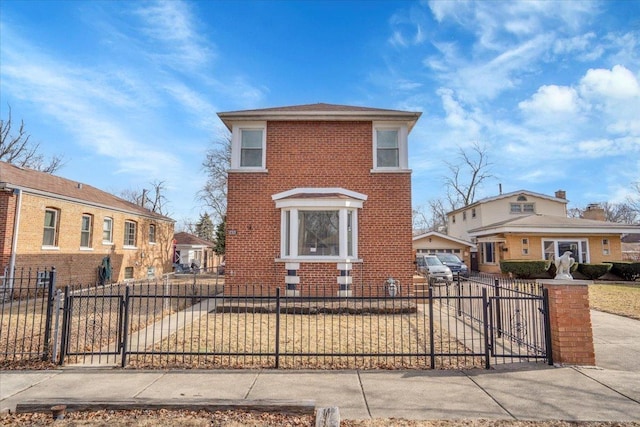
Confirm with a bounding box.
[0,161,174,287]
[218,103,421,295]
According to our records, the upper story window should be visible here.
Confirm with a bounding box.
[471,208,476,218]
[80,214,93,248]
[451,215,456,224]
[510,202,535,214]
[373,123,408,171]
[273,188,366,261]
[43,208,60,247]
[462,211,467,221]
[231,122,266,170]
[103,217,113,243]
[148,224,156,243]
[124,220,137,247]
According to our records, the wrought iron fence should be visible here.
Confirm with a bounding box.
[1,270,551,370]
[0,267,57,364]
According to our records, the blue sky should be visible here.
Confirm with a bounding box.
[1,0,639,227]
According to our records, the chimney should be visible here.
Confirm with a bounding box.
[555,190,566,199]
[583,203,606,221]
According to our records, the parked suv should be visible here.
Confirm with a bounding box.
[416,255,453,285]
[435,253,469,278]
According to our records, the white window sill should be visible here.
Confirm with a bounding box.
[102,241,113,246]
[41,246,59,251]
[229,168,268,173]
[149,242,156,245]
[79,247,94,251]
[370,168,411,174]
[275,257,363,263]
[123,245,138,250]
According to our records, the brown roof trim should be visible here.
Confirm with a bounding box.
[0,161,173,222]
[218,103,421,131]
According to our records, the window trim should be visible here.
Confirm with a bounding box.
[103,217,113,244]
[123,220,138,248]
[273,188,366,262]
[542,239,590,264]
[42,207,60,248]
[230,122,267,171]
[372,122,409,171]
[148,224,156,244]
[80,214,93,249]
[482,242,496,264]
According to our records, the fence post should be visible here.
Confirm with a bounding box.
[481,288,490,369]
[494,279,502,338]
[275,287,281,369]
[120,285,131,368]
[542,287,554,366]
[428,286,435,369]
[42,267,57,361]
[58,286,71,365]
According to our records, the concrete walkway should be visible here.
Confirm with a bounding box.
[1,310,639,422]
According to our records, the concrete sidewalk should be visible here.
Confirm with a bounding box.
[1,365,639,421]
[1,310,639,422]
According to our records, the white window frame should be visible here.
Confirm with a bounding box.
[372,122,409,171]
[42,208,60,248]
[273,188,366,261]
[148,224,156,244]
[80,214,93,249]
[230,122,267,171]
[123,220,137,248]
[542,239,590,263]
[482,242,496,264]
[103,217,113,244]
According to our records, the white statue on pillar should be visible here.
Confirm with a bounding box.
[554,251,576,280]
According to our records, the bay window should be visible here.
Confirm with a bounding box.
[273,188,366,260]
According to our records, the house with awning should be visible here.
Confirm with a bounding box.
[446,189,640,274]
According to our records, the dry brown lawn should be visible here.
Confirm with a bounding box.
[589,283,640,320]
[2,409,638,426]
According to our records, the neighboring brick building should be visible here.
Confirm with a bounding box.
[217,103,421,295]
[0,161,175,287]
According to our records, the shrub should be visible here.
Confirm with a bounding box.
[500,260,547,279]
[577,263,612,280]
[609,262,640,281]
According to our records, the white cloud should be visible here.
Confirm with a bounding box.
[519,85,580,115]
[579,65,640,100]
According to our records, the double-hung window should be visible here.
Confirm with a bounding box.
[148,224,156,243]
[373,123,408,171]
[274,188,366,260]
[103,218,113,243]
[80,214,93,248]
[231,122,266,170]
[43,208,60,247]
[124,220,137,247]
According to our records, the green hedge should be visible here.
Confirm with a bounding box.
[500,260,548,279]
[609,262,640,281]
[577,263,612,280]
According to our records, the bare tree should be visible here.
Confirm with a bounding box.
[198,133,231,223]
[1,106,64,173]
[444,142,493,209]
[119,180,170,216]
[628,181,640,221]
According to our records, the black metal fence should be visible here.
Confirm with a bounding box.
[1,269,551,369]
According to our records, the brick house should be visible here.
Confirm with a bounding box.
[0,161,175,287]
[446,189,640,273]
[217,103,421,295]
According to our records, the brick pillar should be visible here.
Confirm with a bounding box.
[538,279,595,366]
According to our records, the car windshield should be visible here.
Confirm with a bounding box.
[438,254,460,263]
[426,257,443,266]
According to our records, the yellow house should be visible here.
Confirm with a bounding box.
[0,162,175,287]
[446,189,640,274]
[412,231,476,270]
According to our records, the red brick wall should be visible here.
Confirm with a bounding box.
[0,191,17,268]
[543,282,595,365]
[226,120,414,293]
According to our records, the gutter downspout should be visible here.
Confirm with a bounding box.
[8,188,22,290]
